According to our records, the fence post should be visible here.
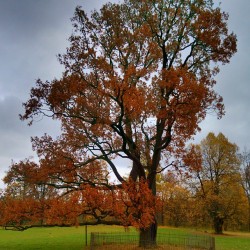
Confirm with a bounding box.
[210,237,216,250]
[85,225,88,246]
[90,232,95,250]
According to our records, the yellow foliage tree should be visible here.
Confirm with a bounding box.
[185,132,246,234]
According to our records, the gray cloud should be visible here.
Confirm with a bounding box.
[193,1,250,149]
[0,95,61,185]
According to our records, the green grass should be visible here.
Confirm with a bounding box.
[0,226,86,250]
[0,225,130,250]
[0,225,250,249]
[214,231,250,250]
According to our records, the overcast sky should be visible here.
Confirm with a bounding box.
[0,0,249,189]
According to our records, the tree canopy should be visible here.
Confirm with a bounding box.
[21,0,236,190]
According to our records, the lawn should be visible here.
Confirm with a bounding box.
[0,226,86,250]
[215,231,250,250]
[0,225,250,250]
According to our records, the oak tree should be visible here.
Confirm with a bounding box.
[18,0,236,246]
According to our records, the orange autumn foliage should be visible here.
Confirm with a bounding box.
[1,171,158,230]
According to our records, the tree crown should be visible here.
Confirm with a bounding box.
[20,0,236,187]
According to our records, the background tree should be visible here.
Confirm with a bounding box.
[239,149,250,230]
[1,159,59,229]
[3,159,57,201]
[0,189,4,225]
[17,0,236,246]
[185,132,244,234]
[157,172,192,227]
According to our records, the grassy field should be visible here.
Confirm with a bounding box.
[214,231,250,250]
[0,225,250,250]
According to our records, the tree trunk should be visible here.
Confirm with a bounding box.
[213,217,224,234]
[139,220,157,248]
[248,198,250,231]
[138,161,158,248]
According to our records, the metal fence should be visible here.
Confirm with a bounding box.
[90,232,215,250]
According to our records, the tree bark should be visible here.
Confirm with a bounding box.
[139,172,158,248]
[248,198,250,231]
[139,220,157,248]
